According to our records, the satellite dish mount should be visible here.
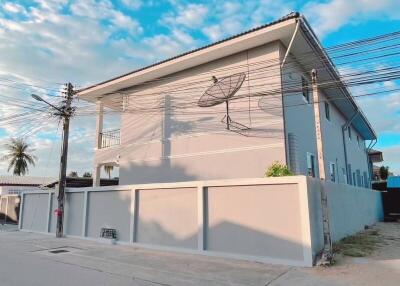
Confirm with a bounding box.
[198,73,250,132]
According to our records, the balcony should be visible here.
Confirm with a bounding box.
[100,129,120,149]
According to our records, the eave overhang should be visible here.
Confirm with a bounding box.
[76,12,376,140]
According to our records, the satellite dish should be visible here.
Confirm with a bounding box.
[198,73,249,131]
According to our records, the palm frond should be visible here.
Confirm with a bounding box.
[2,137,37,176]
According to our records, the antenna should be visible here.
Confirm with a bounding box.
[198,72,249,131]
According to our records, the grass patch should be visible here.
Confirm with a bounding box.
[333,229,380,257]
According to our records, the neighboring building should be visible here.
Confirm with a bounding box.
[76,12,376,187]
[0,176,119,194]
[0,176,56,195]
[368,149,385,181]
[46,177,119,188]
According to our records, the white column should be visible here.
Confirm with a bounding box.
[93,164,101,187]
[95,99,104,149]
[311,69,326,180]
[93,99,103,187]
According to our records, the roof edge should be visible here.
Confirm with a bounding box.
[298,16,377,140]
[76,12,300,95]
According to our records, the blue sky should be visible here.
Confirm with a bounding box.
[0,0,399,177]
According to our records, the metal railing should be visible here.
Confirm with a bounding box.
[100,129,120,148]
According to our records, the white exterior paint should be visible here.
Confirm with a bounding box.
[77,15,375,187]
[94,42,287,185]
[19,176,383,267]
[281,47,370,186]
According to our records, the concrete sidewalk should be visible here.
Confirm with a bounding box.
[0,223,399,286]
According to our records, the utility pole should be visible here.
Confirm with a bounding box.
[32,83,74,238]
[311,70,333,265]
[56,83,74,238]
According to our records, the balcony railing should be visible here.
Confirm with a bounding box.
[100,129,120,149]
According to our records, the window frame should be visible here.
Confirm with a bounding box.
[329,162,336,182]
[301,76,310,104]
[325,101,331,121]
[307,152,316,177]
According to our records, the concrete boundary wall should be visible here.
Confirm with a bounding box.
[19,176,383,267]
[307,178,384,255]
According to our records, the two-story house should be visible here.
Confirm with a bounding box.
[76,12,376,187]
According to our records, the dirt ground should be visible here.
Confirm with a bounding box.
[303,222,400,286]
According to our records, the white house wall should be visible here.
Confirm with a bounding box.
[96,42,287,184]
[281,45,370,185]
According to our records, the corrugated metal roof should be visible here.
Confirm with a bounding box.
[387,176,400,188]
[0,176,57,186]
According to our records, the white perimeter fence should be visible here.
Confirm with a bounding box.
[19,176,383,267]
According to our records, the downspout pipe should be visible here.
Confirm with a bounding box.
[281,19,300,69]
[342,110,360,184]
[280,19,300,169]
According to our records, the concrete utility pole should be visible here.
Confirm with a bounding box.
[32,83,74,237]
[55,83,74,238]
[311,70,333,265]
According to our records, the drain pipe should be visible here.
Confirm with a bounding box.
[280,18,300,169]
[281,19,300,69]
[342,110,360,184]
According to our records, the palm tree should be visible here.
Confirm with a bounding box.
[104,165,114,179]
[1,138,37,176]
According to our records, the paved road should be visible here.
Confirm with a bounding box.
[0,223,399,286]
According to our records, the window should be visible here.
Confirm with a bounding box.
[348,164,352,185]
[353,172,356,187]
[329,162,336,182]
[342,168,347,184]
[357,135,360,147]
[307,153,316,177]
[348,127,352,140]
[325,102,330,121]
[356,170,361,187]
[301,76,310,103]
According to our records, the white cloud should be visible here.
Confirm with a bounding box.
[302,0,400,37]
[2,2,27,14]
[379,145,400,175]
[121,0,142,10]
[355,84,400,134]
[0,0,207,177]
[201,0,295,42]
[70,0,142,33]
[142,29,197,60]
[162,3,208,28]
